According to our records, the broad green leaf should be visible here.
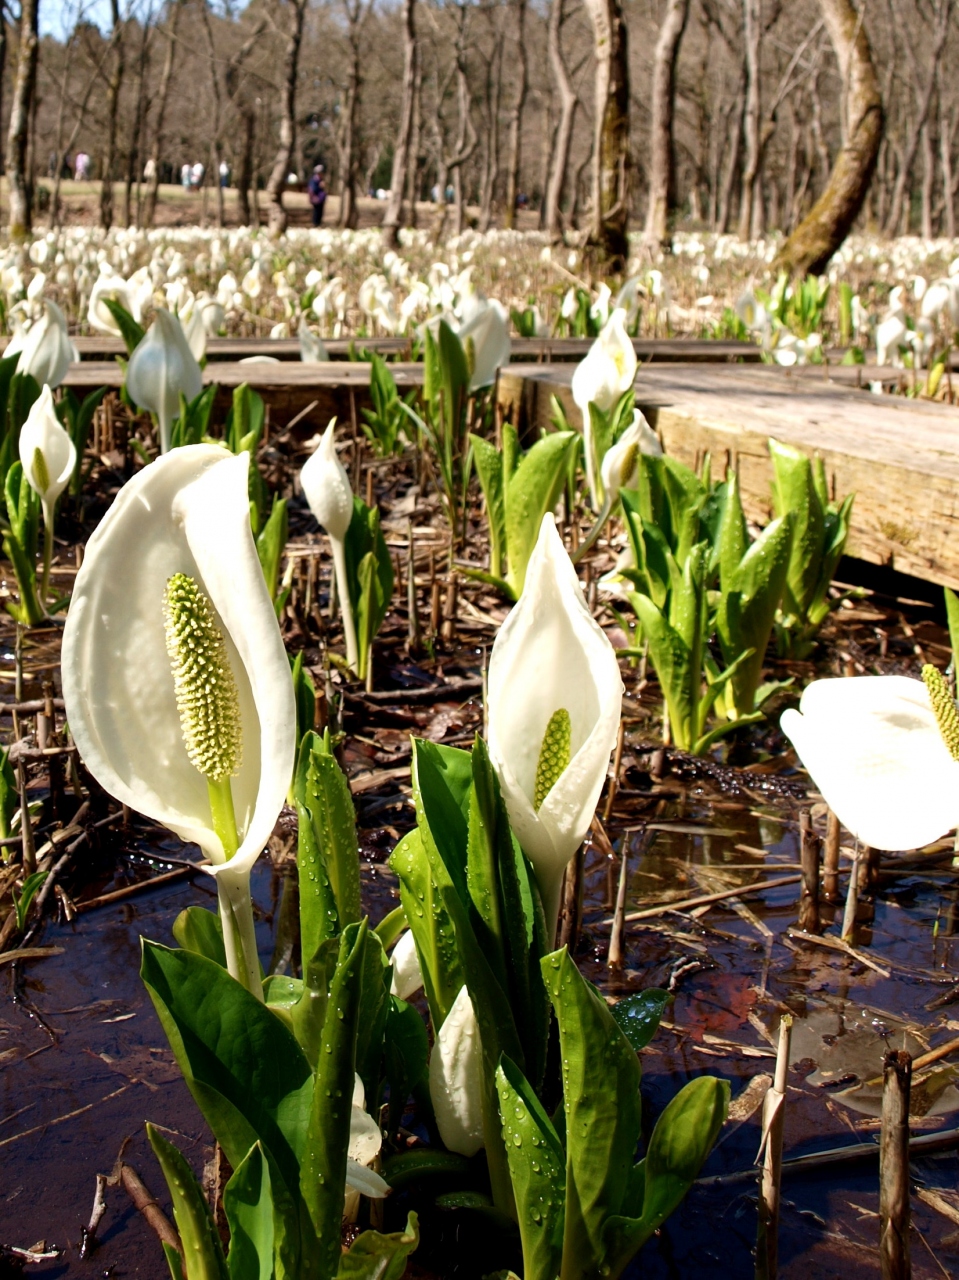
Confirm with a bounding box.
[224,1142,274,1280]
[354,929,391,1109]
[717,470,748,595]
[147,1123,229,1280]
[631,594,695,751]
[301,922,369,1276]
[601,1076,729,1279]
[388,828,462,1028]
[291,652,317,751]
[470,433,507,580]
[496,1056,565,1280]
[542,948,641,1278]
[411,738,472,904]
[611,989,673,1051]
[172,906,227,969]
[256,495,289,603]
[373,905,407,951]
[296,799,340,960]
[140,943,313,1204]
[227,382,265,454]
[336,1212,420,1280]
[291,937,339,1068]
[770,439,824,618]
[300,740,362,931]
[163,1242,186,1280]
[504,431,577,597]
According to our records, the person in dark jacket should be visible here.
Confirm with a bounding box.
[308,165,327,227]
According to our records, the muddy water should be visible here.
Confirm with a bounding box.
[3,782,959,1279]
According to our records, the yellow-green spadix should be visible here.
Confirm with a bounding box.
[62,445,296,991]
[486,513,623,935]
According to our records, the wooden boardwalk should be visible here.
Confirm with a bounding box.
[59,352,959,589]
[498,362,959,590]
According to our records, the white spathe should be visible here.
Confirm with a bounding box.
[389,929,424,1001]
[87,267,136,335]
[61,445,296,874]
[343,1073,390,1221]
[429,984,485,1158]
[8,300,75,388]
[20,384,76,523]
[599,408,662,507]
[487,514,623,932]
[300,420,358,672]
[456,293,511,390]
[571,308,637,509]
[125,308,204,454]
[298,319,329,364]
[780,676,959,851]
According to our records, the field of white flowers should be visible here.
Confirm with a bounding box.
[5,225,959,371]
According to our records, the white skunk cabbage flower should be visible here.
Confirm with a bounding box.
[389,929,424,1000]
[181,308,207,363]
[487,514,623,932]
[20,384,76,522]
[87,267,135,335]
[876,311,907,367]
[599,409,662,509]
[429,985,485,1157]
[298,319,329,363]
[8,300,76,388]
[571,308,637,510]
[735,289,769,336]
[61,446,296,995]
[125,308,203,454]
[456,293,511,390]
[343,1073,390,1222]
[781,669,959,852]
[300,420,358,672]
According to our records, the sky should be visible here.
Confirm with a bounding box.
[41,0,116,39]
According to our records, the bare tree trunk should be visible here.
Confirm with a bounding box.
[939,74,957,239]
[142,0,182,229]
[479,30,504,231]
[239,108,256,226]
[433,6,478,241]
[99,0,124,230]
[503,0,528,229]
[382,0,417,247]
[223,15,267,229]
[921,121,935,239]
[199,0,226,227]
[0,2,8,175]
[544,0,576,238]
[738,0,760,240]
[582,0,630,266]
[644,0,690,247]
[883,0,950,236]
[265,0,307,236]
[404,59,422,227]
[122,20,152,227]
[775,0,884,277]
[716,68,745,232]
[5,0,38,238]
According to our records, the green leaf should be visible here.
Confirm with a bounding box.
[140,942,314,1233]
[770,439,824,619]
[388,828,463,1028]
[336,1212,419,1280]
[14,869,49,932]
[300,921,370,1276]
[290,937,339,1067]
[717,471,748,595]
[299,738,362,933]
[291,653,317,752]
[946,588,959,666]
[504,431,577,597]
[344,499,394,680]
[227,383,266,455]
[611,989,673,1051]
[601,1076,729,1279]
[172,906,227,969]
[224,1142,275,1280]
[495,1056,565,1280]
[296,798,341,962]
[470,433,507,581]
[256,495,289,604]
[410,739,472,904]
[354,929,391,1109]
[104,298,146,355]
[542,948,642,1277]
[631,594,695,751]
[163,1242,186,1280]
[147,1123,229,1280]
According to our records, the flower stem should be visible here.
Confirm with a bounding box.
[40,504,54,606]
[331,535,359,674]
[217,870,264,1001]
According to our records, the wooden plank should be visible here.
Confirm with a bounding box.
[497,362,959,590]
[32,334,763,364]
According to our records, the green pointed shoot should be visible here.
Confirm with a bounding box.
[147,1123,229,1280]
[224,1142,275,1280]
[496,1056,565,1280]
[945,587,959,668]
[297,732,362,939]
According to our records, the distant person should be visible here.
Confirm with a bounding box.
[181,162,191,189]
[219,160,230,188]
[143,157,156,182]
[191,161,205,189]
[308,165,327,227]
[74,152,90,181]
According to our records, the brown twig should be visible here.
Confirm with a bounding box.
[118,1163,182,1259]
[879,1051,912,1280]
[756,1015,792,1280]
